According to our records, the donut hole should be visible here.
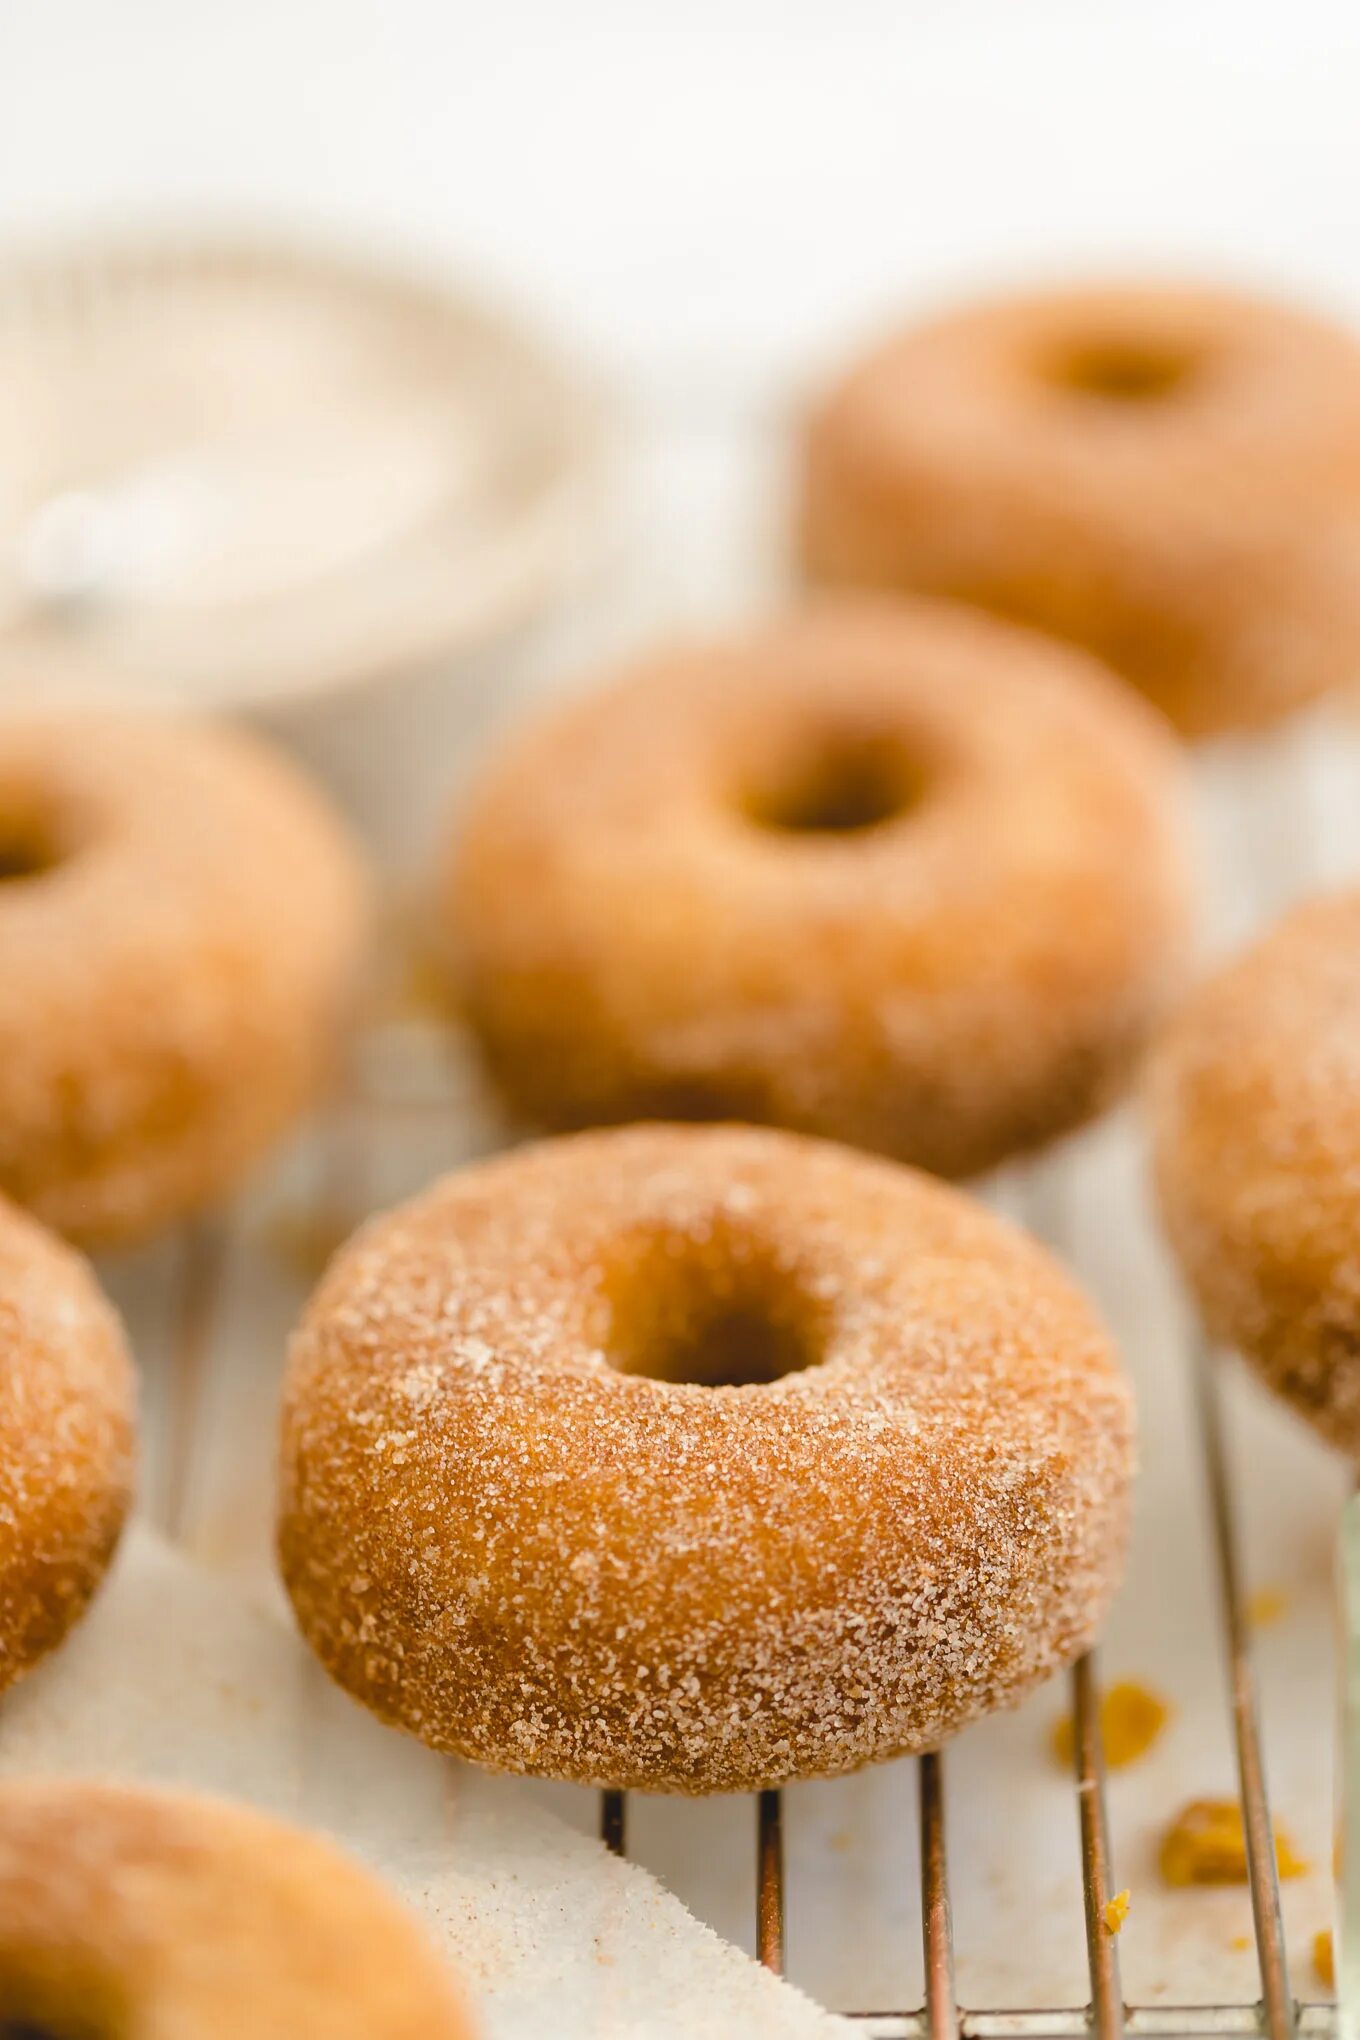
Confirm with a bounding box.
[0,805,65,883]
[0,1993,119,2040]
[603,1225,829,1388]
[1045,333,1199,404]
[0,1951,125,2040]
[0,2024,92,2040]
[741,734,921,837]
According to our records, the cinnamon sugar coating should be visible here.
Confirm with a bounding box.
[799,283,1360,735]
[1151,890,1360,1453]
[0,1780,473,2038]
[278,1124,1136,1793]
[0,1198,134,1695]
[0,713,370,1247]
[439,600,1193,1181]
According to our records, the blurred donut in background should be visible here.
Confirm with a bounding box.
[1150,888,1360,1454]
[799,280,1360,736]
[439,597,1195,1178]
[0,1779,474,2038]
[0,714,370,1247]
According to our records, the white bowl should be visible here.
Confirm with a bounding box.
[0,230,612,860]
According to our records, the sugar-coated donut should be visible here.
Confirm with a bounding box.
[0,1198,134,1695]
[1150,890,1360,1452]
[799,282,1360,735]
[278,1124,1136,1793]
[440,600,1193,1181]
[0,713,370,1246]
[0,1780,473,2038]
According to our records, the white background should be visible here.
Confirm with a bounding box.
[5,0,1360,403]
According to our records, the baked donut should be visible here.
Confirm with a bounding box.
[439,600,1193,1180]
[1150,889,1360,1452]
[0,1197,134,1696]
[799,281,1360,735]
[0,1779,473,2038]
[0,712,369,1246]
[278,1123,1136,1793]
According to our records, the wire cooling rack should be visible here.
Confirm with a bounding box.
[102,707,1360,2038]
[112,1040,1341,2040]
[591,1336,1326,2040]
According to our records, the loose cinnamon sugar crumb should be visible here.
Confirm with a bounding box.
[397,950,457,1023]
[1273,1828,1308,1879]
[376,932,455,1025]
[266,1205,358,1284]
[1159,1799,1307,1887]
[363,888,456,1026]
[1246,1587,1288,1629]
[1051,1680,1169,1769]
[1102,1890,1130,1935]
[1314,1928,1335,1990]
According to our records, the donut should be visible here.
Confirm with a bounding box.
[1150,889,1360,1452]
[799,281,1360,735]
[0,1779,473,2037]
[278,1123,1136,1793]
[0,712,369,1246]
[439,600,1194,1181]
[0,1197,134,1696]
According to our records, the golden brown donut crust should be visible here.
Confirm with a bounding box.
[799,283,1360,735]
[0,713,370,1247]
[0,1198,134,1695]
[1150,890,1360,1452]
[440,599,1193,1180]
[0,1780,473,2038]
[278,1124,1136,1793]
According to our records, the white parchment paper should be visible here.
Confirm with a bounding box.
[0,1527,851,2040]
